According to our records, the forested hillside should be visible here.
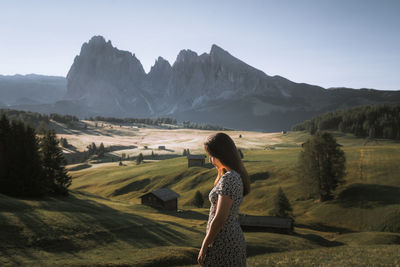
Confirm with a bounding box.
[292,104,400,139]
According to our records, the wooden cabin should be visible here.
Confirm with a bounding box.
[238,214,294,234]
[139,187,180,211]
[187,154,206,167]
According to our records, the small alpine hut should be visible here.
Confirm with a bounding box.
[187,154,206,167]
[139,187,180,211]
[238,214,294,234]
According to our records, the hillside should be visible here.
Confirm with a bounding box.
[69,131,400,233]
[1,130,400,266]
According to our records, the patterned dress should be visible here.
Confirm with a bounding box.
[203,169,246,267]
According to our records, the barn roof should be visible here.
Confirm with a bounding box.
[238,214,293,229]
[187,154,206,160]
[140,187,180,202]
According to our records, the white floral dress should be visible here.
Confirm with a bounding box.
[204,169,246,267]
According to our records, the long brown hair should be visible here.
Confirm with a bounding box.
[204,132,251,197]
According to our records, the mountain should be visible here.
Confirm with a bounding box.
[65,36,150,117]
[0,74,66,106]
[2,36,400,131]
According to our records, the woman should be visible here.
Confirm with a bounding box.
[198,132,251,266]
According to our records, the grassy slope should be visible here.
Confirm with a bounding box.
[0,191,326,266]
[1,131,400,266]
[69,131,400,233]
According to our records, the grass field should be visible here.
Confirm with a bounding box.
[1,125,400,266]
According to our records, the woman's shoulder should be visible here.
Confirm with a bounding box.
[228,169,241,177]
[221,169,241,181]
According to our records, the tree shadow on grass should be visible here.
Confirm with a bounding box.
[0,212,41,266]
[0,192,197,263]
[249,172,270,183]
[111,178,152,197]
[295,223,355,234]
[246,244,281,257]
[292,231,344,247]
[334,184,400,209]
[153,208,208,221]
[158,220,204,235]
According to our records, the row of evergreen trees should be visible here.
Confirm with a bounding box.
[0,114,71,197]
[292,104,400,139]
[181,120,230,131]
[86,142,106,157]
[85,115,229,131]
[86,116,178,126]
[0,108,50,131]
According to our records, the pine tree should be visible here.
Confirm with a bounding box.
[298,132,346,201]
[183,149,187,156]
[0,115,44,197]
[192,190,204,208]
[40,129,72,196]
[0,114,11,192]
[87,142,97,155]
[22,125,45,196]
[270,187,292,218]
[136,153,144,165]
[36,120,48,135]
[98,142,105,157]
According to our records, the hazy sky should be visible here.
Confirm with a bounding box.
[0,0,399,90]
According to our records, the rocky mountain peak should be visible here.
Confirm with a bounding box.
[210,44,227,56]
[88,35,107,46]
[65,35,147,113]
[209,44,244,67]
[175,49,199,65]
[150,56,171,72]
[79,35,113,55]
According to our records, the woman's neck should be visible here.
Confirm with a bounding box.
[220,166,231,172]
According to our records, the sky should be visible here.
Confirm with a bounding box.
[0,0,399,90]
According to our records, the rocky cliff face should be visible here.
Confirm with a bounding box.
[62,35,400,131]
[65,36,151,116]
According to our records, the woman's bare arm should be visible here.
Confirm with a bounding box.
[201,194,233,248]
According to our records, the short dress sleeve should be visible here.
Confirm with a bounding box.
[215,172,236,200]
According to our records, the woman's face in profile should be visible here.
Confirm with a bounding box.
[209,155,222,169]
[209,155,214,165]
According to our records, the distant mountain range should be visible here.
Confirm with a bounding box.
[1,35,399,131]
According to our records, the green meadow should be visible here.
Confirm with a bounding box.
[1,130,400,266]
